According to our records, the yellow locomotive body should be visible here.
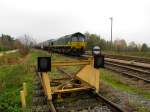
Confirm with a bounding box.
[68,41,86,49]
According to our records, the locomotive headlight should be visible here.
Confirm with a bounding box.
[92,46,101,56]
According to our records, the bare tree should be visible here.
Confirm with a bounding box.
[128,41,138,51]
[141,43,148,52]
[18,34,37,47]
[17,34,36,56]
[114,39,127,52]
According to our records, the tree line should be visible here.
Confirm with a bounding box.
[85,32,149,52]
[0,34,20,51]
[0,33,149,53]
[0,34,36,56]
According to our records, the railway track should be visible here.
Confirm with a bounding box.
[104,57,150,83]
[31,66,124,112]
[82,54,150,83]
[56,68,124,112]
[32,73,51,112]
[104,54,150,64]
[105,61,150,83]
[31,50,149,112]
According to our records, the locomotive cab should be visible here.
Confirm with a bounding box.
[69,32,86,55]
[71,33,86,47]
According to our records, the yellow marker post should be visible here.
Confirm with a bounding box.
[23,82,27,97]
[95,68,100,93]
[20,90,26,108]
[42,72,52,100]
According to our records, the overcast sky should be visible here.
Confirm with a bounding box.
[0,0,150,45]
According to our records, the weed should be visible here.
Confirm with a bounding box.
[0,50,49,111]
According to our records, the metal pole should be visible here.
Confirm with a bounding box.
[109,17,113,48]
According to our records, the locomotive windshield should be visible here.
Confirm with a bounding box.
[71,32,86,42]
[72,37,78,41]
[78,37,85,42]
[71,36,85,42]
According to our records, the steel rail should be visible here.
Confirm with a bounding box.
[32,68,56,112]
[104,53,150,64]
[96,93,124,112]
[80,54,150,83]
[105,63,150,83]
[105,61,150,75]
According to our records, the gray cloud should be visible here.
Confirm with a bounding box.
[0,0,149,46]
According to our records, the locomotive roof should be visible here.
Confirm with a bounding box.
[58,32,86,40]
[71,32,85,37]
[37,32,86,46]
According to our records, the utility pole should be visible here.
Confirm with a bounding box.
[109,17,113,47]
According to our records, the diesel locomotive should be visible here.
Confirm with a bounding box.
[47,32,87,56]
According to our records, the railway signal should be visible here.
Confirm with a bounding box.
[92,46,101,55]
[38,57,51,72]
[92,46,104,68]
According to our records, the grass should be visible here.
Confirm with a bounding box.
[51,53,76,61]
[49,53,81,79]
[0,50,50,112]
[100,69,150,99]
[0,47,11,52]
[0,52,22,65]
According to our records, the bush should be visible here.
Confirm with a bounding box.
[141,43,148,52]
[0,53,21,65]
[18,46,29,56]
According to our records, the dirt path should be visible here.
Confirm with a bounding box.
[0,49,18,56]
